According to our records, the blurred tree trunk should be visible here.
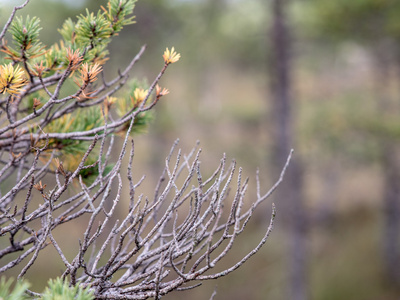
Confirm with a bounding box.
[374,56,400,286]
[382,146,400,285]
[269,0,308,299]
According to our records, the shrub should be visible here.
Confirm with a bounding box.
[0,0,291,298]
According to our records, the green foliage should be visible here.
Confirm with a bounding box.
[102,0,137,33]
[355,113,400,141]
[47,107,104,136]
[57,18,76,43]
[116,79,146,115]
[1,0,138,67]
[298,0,400,166]
[56,0,137,64]
[0,277,30,300]
[44,107,102,154]
[131,111,154,134]
[78,157,114,185]
[41,278,94,300]
[6,15,44,60]
[299,95,395,164]
[0,0,153,182]
[10,15,41,47]
[42,41,68,71]
[302,0,400,43]
[76,9,113,48]
[112,79,154,135]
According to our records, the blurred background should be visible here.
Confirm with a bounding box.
[1,0,400,299]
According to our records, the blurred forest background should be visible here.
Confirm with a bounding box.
[1,0,400,299]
